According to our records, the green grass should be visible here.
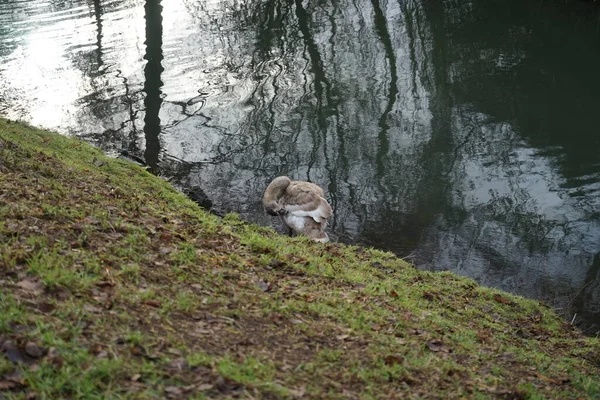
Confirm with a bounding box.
[0,118,599,399]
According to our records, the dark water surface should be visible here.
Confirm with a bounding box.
[1,0,600,332]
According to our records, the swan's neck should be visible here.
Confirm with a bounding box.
[263,176,291,213]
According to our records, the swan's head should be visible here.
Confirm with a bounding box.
[262,176,291,215]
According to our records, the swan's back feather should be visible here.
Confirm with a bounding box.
[281,181,332,223]
[263,176,332,242]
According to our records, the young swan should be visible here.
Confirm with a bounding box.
[262,176,333,243]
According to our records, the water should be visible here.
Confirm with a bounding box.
[1,0,600,333]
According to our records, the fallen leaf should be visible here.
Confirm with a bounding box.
[2,341,25,364]
[269,259,285,268]
[529,311,543,322]
[389,290,399,297]
[2,369,25,385]
[130,344,148,357]
[17,278,44,295]
[408,328,426,336]
[47,347,62,367]
[493,293,514,306]
[288,386,306,397]
[336,334,350,341]
[83,304,102,314]
[169,357,189,371]
[24,342,46,358]
[71,223,84,233]
[342,388,359,399]
[493,389,527,399]
[214,375,243,393]
[476,329,492,343]
[142,300,161,308]
[426,339,444,352]
[197,383,214,391]
[383,355,404,365]
[96,351,108,359]
[159,247,173,255]
[89,343,103,355]
[255,280,271,292]
[422,291,437,301]
[92,157,106,167]
[95,280,115,288]
[164,386,182,397]
[84,216,101,225]
[0,380,18,390]
[534,372,570,385]
[403,311,414,321]
[36,302,55,313]
[516,328,532,339]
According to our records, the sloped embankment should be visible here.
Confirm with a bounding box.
[0,119,599,399]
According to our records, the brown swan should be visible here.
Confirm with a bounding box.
[262,176,333,242]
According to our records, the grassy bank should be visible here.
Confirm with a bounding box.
[0,118,599,399]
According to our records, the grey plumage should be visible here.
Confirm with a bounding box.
[262,176,332,242]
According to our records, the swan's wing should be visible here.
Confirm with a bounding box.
[289,181,325,197]
[283,213,329,242]
[283,182,332,223]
